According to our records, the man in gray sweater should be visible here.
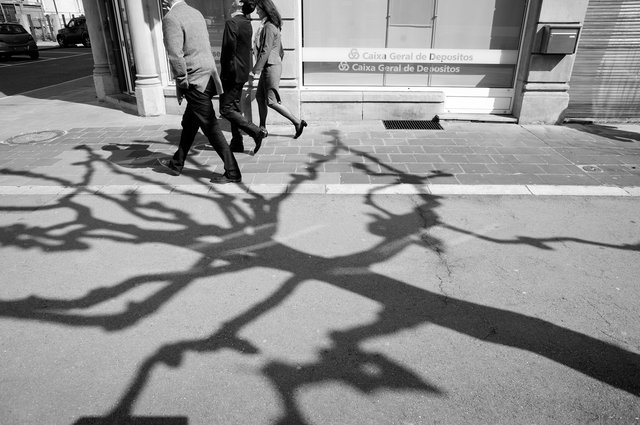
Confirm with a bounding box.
[158,0,242,183]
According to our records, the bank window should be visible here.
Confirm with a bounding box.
[302,0,527,88]
[161,0,227,67]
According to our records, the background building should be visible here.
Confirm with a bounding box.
[1,1,46,40]
[80,0,640,124]
[41,0,85,36]
[0,0,83,41]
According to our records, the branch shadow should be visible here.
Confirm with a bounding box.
[0,128,638,425]
[74,418,187,425]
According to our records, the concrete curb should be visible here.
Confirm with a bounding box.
[1,184,639,197]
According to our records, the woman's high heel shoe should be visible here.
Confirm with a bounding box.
[293,120,307,139]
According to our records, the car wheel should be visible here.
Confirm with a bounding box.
[82,34,91,48]
[29,51,39,59]
[57,36,67,47]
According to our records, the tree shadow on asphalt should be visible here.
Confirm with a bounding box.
[1,129,639,424]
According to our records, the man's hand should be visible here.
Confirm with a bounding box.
[176,76,189,89]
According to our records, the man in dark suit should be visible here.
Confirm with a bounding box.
[158,0,242,183]
[219,0,268,155]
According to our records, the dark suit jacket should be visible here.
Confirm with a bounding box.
[162,1,223,101]
[220,13,253,85]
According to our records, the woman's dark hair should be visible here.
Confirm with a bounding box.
[257,0,282,29]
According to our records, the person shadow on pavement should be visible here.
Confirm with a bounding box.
[102,144,157,169]
[567,122,640,143]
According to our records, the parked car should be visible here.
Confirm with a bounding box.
[0,22,39,59]
[57,16,90,47]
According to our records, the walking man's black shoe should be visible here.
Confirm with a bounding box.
[229,138,244,153]
[157,158,181,176]
[211,173,241,184]
[252,127,268,155]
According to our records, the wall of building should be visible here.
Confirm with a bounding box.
[0,0,82,40]
[512,0,590,124]
[82,0,597,125]
[1,1,49,40]
[0,2,19,22]
[566,0,640,120]
[295,0,528,121]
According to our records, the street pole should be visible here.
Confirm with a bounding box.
[17,1,25,29]
[51,0,60,33]
[17,1,24,19]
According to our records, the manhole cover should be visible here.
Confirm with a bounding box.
[579,165,603,173]
[3,130,66,145]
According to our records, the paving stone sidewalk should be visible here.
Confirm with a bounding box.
[1,120,639,196]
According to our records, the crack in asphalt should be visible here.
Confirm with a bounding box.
[410,194,452,305]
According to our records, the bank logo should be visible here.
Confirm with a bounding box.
[348,48,360,60]
[338,62,350,72]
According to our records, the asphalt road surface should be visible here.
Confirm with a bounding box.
[1,192,639,425]
[0,46,93,98]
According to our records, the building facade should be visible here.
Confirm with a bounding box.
[1,1,47,40]
[41,0,86,36]
[81,0,640,124]
[0,0,84,41]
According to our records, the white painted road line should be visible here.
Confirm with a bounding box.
[0,184,639,196]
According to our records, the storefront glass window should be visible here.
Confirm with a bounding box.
[161,0,227,67]
[302,0,527,88]
[186,0,226,64]
[0,4,18,23]
[113,0,136,94]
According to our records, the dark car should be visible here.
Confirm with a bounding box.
[0,23,39,59]
[57,16,90,47]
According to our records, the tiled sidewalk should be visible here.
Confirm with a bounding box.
[0,121,639,196]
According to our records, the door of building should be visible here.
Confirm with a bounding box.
[106,0,135,95]
[566,0,640,120]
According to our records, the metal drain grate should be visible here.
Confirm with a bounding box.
[383,120,444,130]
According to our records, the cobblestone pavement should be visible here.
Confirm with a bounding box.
[1,119,639,196]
